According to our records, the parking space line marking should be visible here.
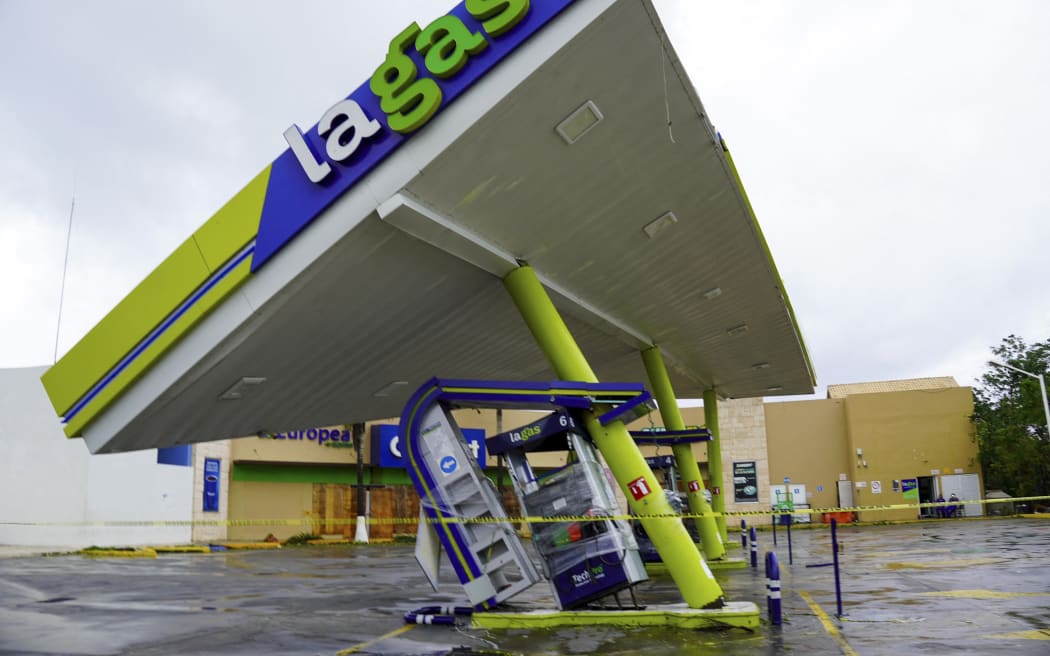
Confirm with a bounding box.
[335,624,415,655]
[884,557,1000,570]
[919,589,1050,599]
[984,628,1050,640]
[798,590,858,656]
[867,548,951,557]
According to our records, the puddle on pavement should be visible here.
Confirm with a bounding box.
[36,597,76,604]
[1006,609,1050,628]
[485,625,764,655]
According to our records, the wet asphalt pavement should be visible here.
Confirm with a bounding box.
[1,517,1048,655]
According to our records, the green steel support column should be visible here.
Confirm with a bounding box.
[703,389,728,542]
[641,347,726,560]
[504,265,724,609]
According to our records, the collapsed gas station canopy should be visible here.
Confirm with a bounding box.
[41,0,814,454]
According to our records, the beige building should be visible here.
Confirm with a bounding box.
[755,378,978,523]
[222,409,553,542]
[620,377,977,526]
[211,377,978,541]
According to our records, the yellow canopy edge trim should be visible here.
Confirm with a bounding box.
[42,166,272,422]
[720,138,816,387]
[62,257,254,437]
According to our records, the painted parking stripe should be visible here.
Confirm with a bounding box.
[918,590,1050,599]
[798,590,859,656]
[335,624,415,655]
[984,628,1050,641]
[884,557,1000,570]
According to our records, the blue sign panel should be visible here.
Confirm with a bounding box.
[371,423,485,469]
[252,0,578,271]
[157,444,192,466]
[644,455,676,470]
[487,410,579,455]
[551,556,630,610]
[203,457,220,513]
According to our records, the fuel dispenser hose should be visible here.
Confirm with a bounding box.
[403,605,475,625]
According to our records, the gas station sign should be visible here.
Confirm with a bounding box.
[255,0,578,269]
[371,423,485,468]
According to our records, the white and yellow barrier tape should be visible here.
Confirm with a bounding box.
[2,495,1047,528]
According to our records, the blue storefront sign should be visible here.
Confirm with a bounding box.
[203,457,221,512]
[371,424,485,469]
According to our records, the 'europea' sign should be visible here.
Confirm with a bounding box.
[252,0,576,271]
[258,427,353,448]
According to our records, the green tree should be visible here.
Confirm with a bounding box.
[972,334,1050,497]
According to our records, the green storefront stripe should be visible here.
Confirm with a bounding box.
[233,463,374,485]
[232,462,503,487]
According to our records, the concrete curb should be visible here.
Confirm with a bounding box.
[151,545,212,553]
[80,547,157,558]
[214,542,282,550]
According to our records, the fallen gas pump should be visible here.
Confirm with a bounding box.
[398,378,760,630]
[492,408,648,610]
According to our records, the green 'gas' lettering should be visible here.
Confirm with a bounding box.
[416,16,489,79]
[466,0,530,38]
[370,23,443,134]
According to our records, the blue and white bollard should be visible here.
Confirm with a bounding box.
[741,519,747,551]
[766,551,782,625]
[750,526,758,568]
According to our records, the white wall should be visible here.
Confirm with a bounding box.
[0,366,193,547]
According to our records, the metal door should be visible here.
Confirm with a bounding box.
[939,473,983,516]
[837,480,854,509]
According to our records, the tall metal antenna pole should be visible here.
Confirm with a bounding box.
[54,195,75,363]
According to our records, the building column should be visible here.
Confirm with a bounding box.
[504,265,724,608]
[192,440,230,544]
[641,346,726,560]
[704,389,728,542]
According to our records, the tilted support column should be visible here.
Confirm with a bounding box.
[504,265,724,609]
[641,347,726,560]
[704,389,728,541]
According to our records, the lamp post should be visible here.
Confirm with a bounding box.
[988,360,1050,440]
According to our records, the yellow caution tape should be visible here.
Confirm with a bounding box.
[3,495,1047,528]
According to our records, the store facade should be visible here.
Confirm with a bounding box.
[216,377,978,539]
[223,409,551,541]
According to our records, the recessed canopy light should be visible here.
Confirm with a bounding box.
[643,211,678,239]
[765,386,784,392]
[701,287,722,301]
[556,100,603,144]
[373,380,409,397]
[219,377,267,400]
[752,362,770,371]
[726,323,749,337]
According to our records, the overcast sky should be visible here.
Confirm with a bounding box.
[1,0,1047,399]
